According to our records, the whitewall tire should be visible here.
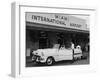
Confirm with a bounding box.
[46,57,54,66]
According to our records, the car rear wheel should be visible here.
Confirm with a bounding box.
[46,57,54,66]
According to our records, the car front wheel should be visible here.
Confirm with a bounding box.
[46,57,54,66]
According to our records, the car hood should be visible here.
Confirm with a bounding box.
[36,48,57,53]
[33,48,57,55]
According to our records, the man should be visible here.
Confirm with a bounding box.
[71,42,75,50]
[71,42,75,58]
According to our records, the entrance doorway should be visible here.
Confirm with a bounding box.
[38,31,48,49]
[39,38,48,49]
[57,33,64,48]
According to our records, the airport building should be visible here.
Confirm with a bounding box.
[26,12,89,57]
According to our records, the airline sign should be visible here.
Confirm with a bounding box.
[26,12,89,31]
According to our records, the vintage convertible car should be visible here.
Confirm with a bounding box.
[32,46,82,66]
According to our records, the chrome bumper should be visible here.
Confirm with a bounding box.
[32,55,45,62]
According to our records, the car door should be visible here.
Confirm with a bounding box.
[58,48,73,61]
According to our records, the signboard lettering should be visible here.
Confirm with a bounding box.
[26,13,89,31]
[32,15,66,26]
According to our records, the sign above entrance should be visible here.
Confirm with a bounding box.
[26,12,89,31]
[31,15,67,26]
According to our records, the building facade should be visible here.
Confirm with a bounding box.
[26,12,89,57]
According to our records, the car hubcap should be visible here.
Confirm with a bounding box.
[47,58,52,65]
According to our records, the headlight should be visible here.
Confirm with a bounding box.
[32,51,34,54]
[41,52,44,56]
[32,51,37,55]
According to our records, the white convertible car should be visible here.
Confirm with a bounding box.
[32,45,82,65]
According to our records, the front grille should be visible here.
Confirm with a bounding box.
[32,55,41,61]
